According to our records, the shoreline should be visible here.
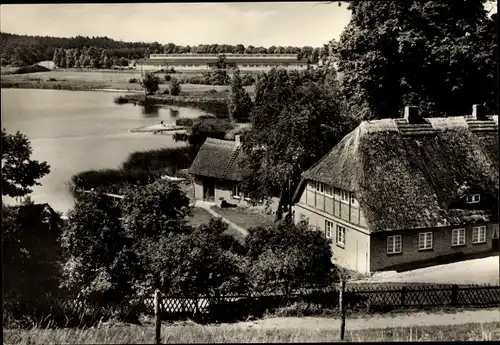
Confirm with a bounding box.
[2,82,230,117]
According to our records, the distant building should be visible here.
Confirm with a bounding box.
[292,105,499,274]
[137,53,309,73]
[189,135,280,213]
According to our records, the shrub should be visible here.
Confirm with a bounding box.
[140,72,160,95]
[163,88,170,94]
[121,146,196,175]
[170,77,181,96]
[245,220,338,300]
[188,118,235,149]
[164,74,171,82]
[129,78,138,83]
[48,77,57,82]
[241,74,256,86]
[175,118,194,127]
[113,96,128,104]
[68,169,152,197]
[13,64,50,74]
[199,114,216,120]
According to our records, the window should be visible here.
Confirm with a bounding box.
[418,232,433,250]
[452,228,466,246]
[466,194,480,204]
[341,190,349,202]
[493,224,499,239]
[325,185,333,197]
[316,182,324,194]
[472,226,486,244]
[387,235,402,254]
[336,225,345,247]
[350,193,356,205]
[232,184,241,199]
[334,188,340,199]
[325,220,333,239]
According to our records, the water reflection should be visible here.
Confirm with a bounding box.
[141,103,160,117]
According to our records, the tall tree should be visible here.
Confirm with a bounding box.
[140,71,160,95]
[334,0,497,120]
[60,192,137,306]
[1,129,51,198]
[245,219,336,300]
[121,181,191,238]
[241,69,356,221]
[228,70,253,122]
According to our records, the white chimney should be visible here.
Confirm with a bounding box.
[404,106,420,124]
[235,135,241,146]
[472,104,486,120]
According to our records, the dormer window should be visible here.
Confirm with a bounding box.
[466,194,480,204]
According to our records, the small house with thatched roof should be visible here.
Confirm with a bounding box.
[292,105,499,274]
[189,136,280,211]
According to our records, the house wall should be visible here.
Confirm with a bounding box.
[302,180,368,228]
[193,176,204,201]
[192,176,279,214]
[370,222,499,272]
[294,203,371,274]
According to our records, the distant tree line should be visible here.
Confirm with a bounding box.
[0,32,324,67]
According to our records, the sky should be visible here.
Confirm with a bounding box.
[0,2,352,47]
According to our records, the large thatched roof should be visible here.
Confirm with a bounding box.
[188,138,246,181]
[295,113,499,233]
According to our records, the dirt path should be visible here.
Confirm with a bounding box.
[193,200,248,236]
[231,309,499,330]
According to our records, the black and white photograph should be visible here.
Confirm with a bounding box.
[1,1,499,343]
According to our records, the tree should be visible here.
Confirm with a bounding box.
[3,203,64,321]
[234,44,245,54]
[245,220,336,300]
[118,56,128,66]
[188,118,235,151]
[121,180,191,239]
[334,1,497,120]
[60,192,137,306]
[140,71,160,95]
[137,218,248,299]
[228,71,253,122]
[241,69,355,221]
[1,129,51,198]
[244,45,255,54]
[169,77,181,96]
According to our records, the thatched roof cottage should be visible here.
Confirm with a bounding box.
[189,136,279,212]
[292,105,499,274]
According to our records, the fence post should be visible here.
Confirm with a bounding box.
[154,289,161,344]
[451,285,458,307]
[401,286,406,307]
[339,280,346,341]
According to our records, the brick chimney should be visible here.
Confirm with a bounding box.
[404,106,421,124]
[472,104,487,120]
[235,135,241,146]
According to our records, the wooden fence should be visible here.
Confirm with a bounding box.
[345,283,500,310]
[143,283,499,320]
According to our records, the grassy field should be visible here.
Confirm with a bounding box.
[211,206,274,230]
[188,207,246,243]
[4,321,499,344]
[0,69,255,97]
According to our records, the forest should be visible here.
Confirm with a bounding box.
[0,32,323,67]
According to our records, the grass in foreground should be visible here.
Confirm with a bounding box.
[211,205,274,230]
[4,321,499,344]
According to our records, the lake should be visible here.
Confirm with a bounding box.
[1,88,207,214]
